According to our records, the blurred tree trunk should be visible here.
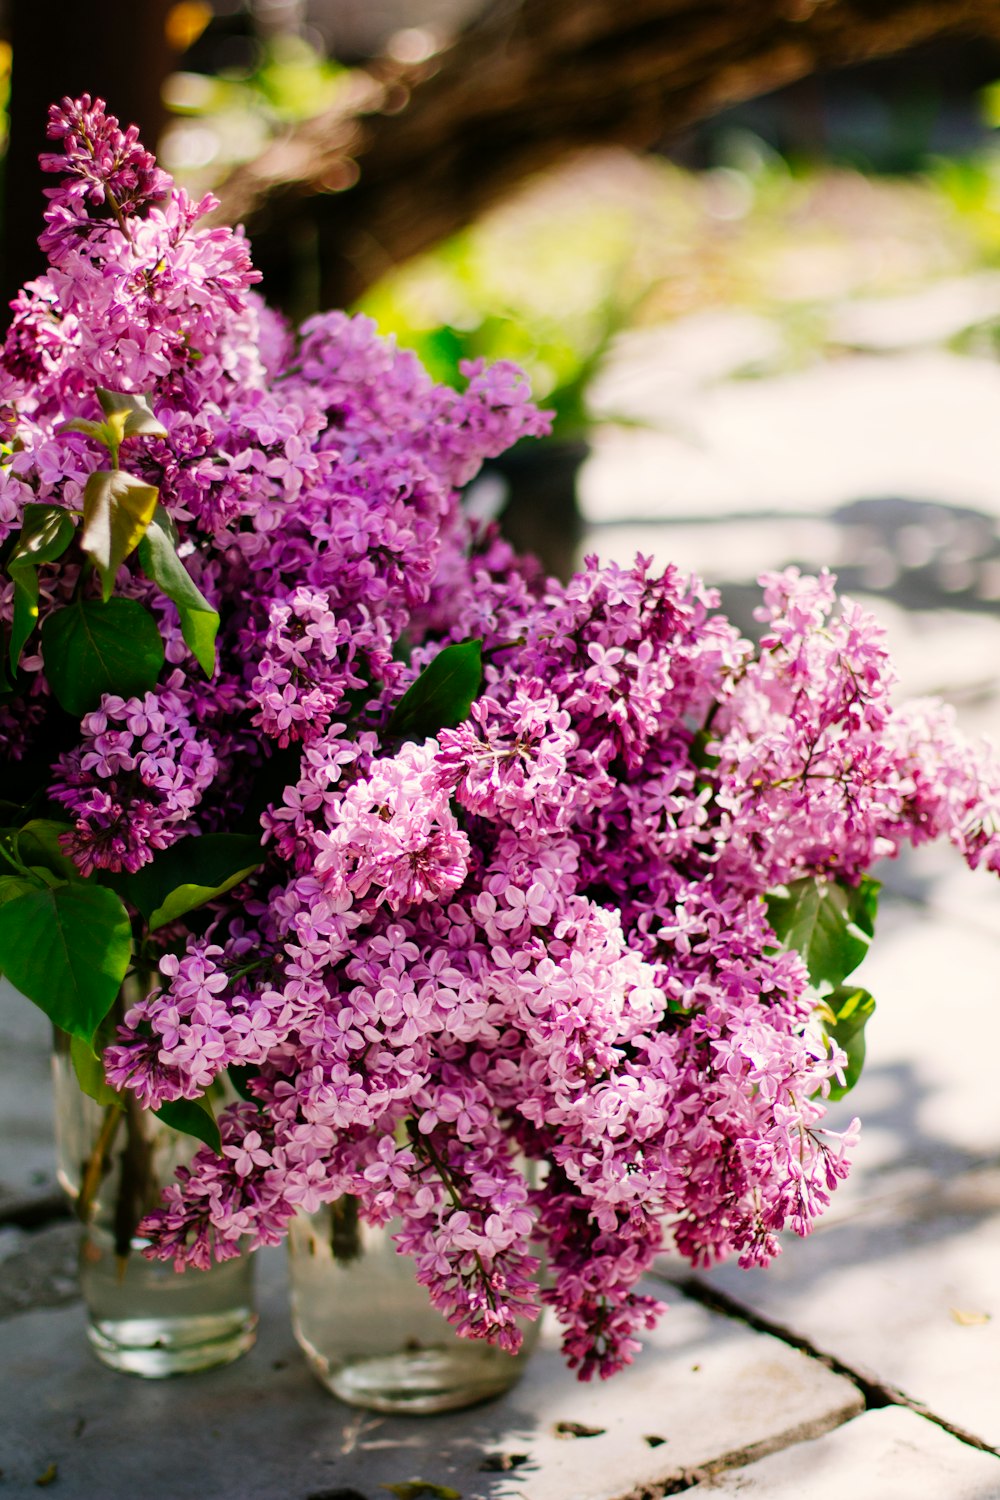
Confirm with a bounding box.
[212,0,1000,311]
[2,0,177,310]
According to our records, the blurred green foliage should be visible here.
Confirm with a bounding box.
[928,154,1000,261]
[161,32,349,188]
[358,128,1000,423]
[359,216,653,439]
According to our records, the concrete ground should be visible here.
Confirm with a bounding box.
[5,286,1000,1496]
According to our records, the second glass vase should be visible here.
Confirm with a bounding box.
[52,1026,258,1378]
[288,1198,541,1413]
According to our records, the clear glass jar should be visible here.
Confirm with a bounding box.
[52,1026,258,1378]
[288,1197,542,1413]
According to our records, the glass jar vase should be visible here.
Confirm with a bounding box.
[288,1198,541,1413]
[52,1026,258,1378]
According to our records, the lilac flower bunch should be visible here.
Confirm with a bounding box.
[3,98,1000,1381]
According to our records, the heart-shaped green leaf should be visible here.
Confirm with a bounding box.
[0,883,132,1041]
[766,875,879,994]
[154,1094,221,1154]
[227,1064,262,1105]
[0,873,36,907]
[138,509,219,675]
[41,597,164,716]
[388,638,483,740]
[58,417,111,445]
[6,503,77,672]
[107,833,262,928]
[80,469,160,601]
[8,503,77,567]
[819,983,876,1100]
[17,819,83,884]
[70,1034,124,1108]
[8,566,41,675]
[148,870,261,932]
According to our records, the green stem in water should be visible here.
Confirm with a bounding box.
[76,1103,123,1225]
[76,981,157,1269]
[113,1094,156,1266]
[329,1195,362,1265]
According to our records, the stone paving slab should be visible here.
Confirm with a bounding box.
[828,272,1000,353]
[583,349,1000,521]
[0,980,60,1212]
[583,510,1000,726]
[880,841,1000,946]
[694,1176,1000,1454]
[675,866,1000,1450]
[0,1219,78,1317]
[0,1246,862,1500]
[816,883,1000,1210]
[687,1408,1000,1498]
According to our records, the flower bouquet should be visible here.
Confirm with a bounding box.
[2,97,999,1390]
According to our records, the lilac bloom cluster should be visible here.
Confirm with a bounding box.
[4,98,1000,1381]
[51,677,217,873]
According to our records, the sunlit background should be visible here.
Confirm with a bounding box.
[5,1,1000,720]
[5,7,1000,1449]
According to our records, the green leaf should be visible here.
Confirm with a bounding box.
[80,469,160,601]
[138,509,219,675]
[41,597,164,716]
[154,1094,221,1154]
[227,1064,261,1105]
[8,502,77,567]
[387,638,483,740]
[17,820,83,884]
[9,565,40,674]
[70,1034,123,1108]
[96,388,168,440]
[819,984,876,1101]
[149,501,179,547]
[148,872,260,932]
[107,833,262,928]
[0,873,36,907]
[690,726,720,771]
[6,503,77,672]
[58,417,111,444]
[0,883,132,1041]
[766,875,879,994]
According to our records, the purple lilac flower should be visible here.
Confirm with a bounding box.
[51,678,217,873]
[4,98,1000,1382]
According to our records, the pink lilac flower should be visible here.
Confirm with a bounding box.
[5,99,1000,1383]
[51,677,217,873]
[41,95,171,231]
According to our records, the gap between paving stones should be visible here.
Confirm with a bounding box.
[612,1415,870,1500]
[0,1190,69,1232]
[645,1270,1000,1485]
